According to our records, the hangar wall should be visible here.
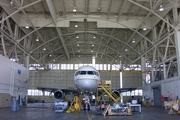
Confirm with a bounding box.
[29,70,75,88]
[143,76,180,105]
[122,72,142,88]
[0,55,28,106]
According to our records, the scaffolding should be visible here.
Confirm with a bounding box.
[96,80,119,103]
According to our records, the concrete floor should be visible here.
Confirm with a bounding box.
[0,103,179,120]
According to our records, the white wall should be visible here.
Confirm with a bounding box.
[0,55,29,104]
[143,76,180,104]
[29,70,75,88]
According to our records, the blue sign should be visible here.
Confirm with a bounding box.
[18,69,21,74]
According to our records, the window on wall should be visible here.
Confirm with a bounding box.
[122,89,143,96]
[61,64,66,70]
[104,64,107,70]
[28,89,42,96]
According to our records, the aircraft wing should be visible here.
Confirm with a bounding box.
[113,87,136,93]
[37,87,77,94]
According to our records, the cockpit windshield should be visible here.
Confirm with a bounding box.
[75,71,99,76]
[87,71,94,75]
[80,71,86,75]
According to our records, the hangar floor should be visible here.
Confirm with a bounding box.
[0,103,179,120]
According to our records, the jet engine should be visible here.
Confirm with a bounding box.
[54,90,64,99]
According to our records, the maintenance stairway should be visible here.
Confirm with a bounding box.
[96,80,119,103]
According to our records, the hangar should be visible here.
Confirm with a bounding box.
[0,0,180,119]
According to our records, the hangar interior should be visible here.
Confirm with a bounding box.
[0,0,180,116]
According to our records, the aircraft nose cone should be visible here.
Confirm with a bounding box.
[76,79,98,90]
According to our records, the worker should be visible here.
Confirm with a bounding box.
[101,103,105,111]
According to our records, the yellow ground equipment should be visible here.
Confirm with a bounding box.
[66,95,82,113]
[96,80,119,103]
[168,99,180,114]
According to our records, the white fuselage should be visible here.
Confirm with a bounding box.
[74,66,100,92]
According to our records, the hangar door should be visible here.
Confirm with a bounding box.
[153,86,161,106]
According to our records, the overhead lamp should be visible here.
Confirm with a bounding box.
[92,44,94,46]
[49,54,52,57]
[10,1,13,7]
[159,5,164,11]
[43,48,46,50]
[95,24,97,28]
[25,24,29,28]
[97,7,101,12]
[125,49,128,51]
[91,50,93,53]
[36,37,39,41]
[78,55,80,57]
[119,55,121,57]
[78,50,80,52]
[132,39,135,43]
[93,35,96,39]
[73,7,77,12]
[76,35,79,38]
[53,59,55,61]
[143,26,147,30]
[75,23,78,27]
[77,44,79,46]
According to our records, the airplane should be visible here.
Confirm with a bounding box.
[38,65,100,110]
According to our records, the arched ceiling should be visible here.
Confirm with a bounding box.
[0,0,179,70]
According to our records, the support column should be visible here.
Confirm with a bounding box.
[1,12,7,57]
[173,6,180,77]
[141,56,146,85]
[24,55,30,69]
[174,30,180,77]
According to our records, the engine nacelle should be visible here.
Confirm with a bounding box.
[54,90,64,99]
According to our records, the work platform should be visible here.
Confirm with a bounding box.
[96,80,119,103]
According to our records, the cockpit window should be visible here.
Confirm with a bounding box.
[75,71,80,76]
[80,71,86,75]
[75,71,99,76]
[87,71,94,75]
[94,71,99,76]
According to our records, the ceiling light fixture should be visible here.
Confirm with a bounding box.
[73,7,76,12]
[159,5,164,11]
[36,37,39,41]
[78,50,80,52]
[91,50,93,53]
[25,24,29,28]
[75,23,78,27]
[132,39,135,43]
[77,44,79,46]
[92,44,94,46]
[95,24,97,28]
[49,54,52,57]
[143,26,147,30]
[76,35,79,38]
[10,1,13,7]
[97,7,101,12]
[125,49,128,51]
[43,48,46,50]
[93,35,96,39]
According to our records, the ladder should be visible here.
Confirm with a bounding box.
[96,81,119,103]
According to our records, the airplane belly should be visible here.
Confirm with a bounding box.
[75,79,99,90]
